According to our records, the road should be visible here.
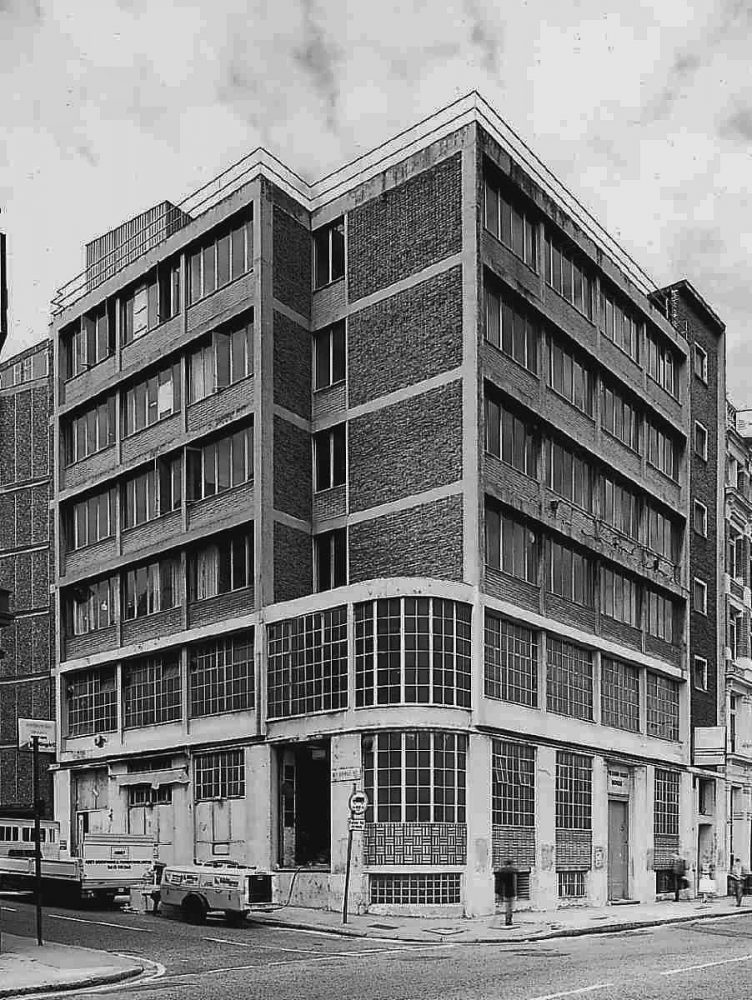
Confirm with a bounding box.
[3,896,752,999]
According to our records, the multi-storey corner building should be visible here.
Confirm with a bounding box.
[0,339,54,813]
[49,94,711,915]
[724,402,752,869]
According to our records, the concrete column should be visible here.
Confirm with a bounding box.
[246,743,273,871]
[465,731,493,917]
[680,768,694,893]
[329,732,366,916]
[537,745,557,908]
[631,765,653,902]
[53,768,73,858]
[590,756,608,905]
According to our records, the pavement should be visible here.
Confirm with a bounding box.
[248,893,752,943]
[0,932,145,998]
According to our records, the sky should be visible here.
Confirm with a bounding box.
[1,0,750,403]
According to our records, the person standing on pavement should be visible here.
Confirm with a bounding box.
[671,852,687,901]
[731,857,745,907]
[498,859,517,926]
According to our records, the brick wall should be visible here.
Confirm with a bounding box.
[273,521,312,602]
[348,153,463,302]
[273,205,311,319]
[349,495,464,583]
[349,382,463,513]
[273,416,311,521]
[348,266,463,407]
[274,311,311,419]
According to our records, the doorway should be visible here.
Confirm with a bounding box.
[278,741,331,868]
[608,799,629,900]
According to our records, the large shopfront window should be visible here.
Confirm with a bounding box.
[354,598,471,708]
[363,731,466,824]
[267,607,348,719]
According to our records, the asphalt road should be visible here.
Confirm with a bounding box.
[3,896,752,999]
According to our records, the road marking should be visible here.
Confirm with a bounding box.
[49,913,150,932]
[662,954,752,976]
[524,986,614,1000]
[0,906,16,912]
[203,935,319,954]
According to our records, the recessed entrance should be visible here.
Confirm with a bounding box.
[607,798,629,901]
[278,741,330,867]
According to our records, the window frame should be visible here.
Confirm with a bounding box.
[693,655,708,692]
[694,421,708,462]
[314,528,347,592]
[313,218,345,289]
[694,344,708,383]
[693,577,708,616]
[313,321,346,391]
[693,500,708,537]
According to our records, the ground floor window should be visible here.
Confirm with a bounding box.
[558,870,586,898]
[194,749,245,800]
[494,870,531,901]
[369,873,461,906]
[128,785,172,807]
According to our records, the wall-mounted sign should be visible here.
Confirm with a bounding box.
[694,727,726,766]
[18,718,56,752]
[332,767,361,783]
[607,767,630,796]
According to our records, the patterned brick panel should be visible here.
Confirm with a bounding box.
[274,311,311,419]
[273,417,311,521]
[186,378,255,434]
[187,483,254,534]
[312,383,346,423]
[64,625,119,662]
[273,521,312,603]
[188,587,255,628]
[121,414,181,467]
[122,607,183,647]
[644,634,681,665]
[483,569,540,612]
[348,267,463,407]
[273,205,311,320]
[363,822,467,865]
[64,538,118,580]
[186,275,254,333]
[653,834,680,869]
[348,154,462,302]
[555,829,592,870]
[492,826,536,869]
[349,495,463,584]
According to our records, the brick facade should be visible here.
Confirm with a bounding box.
[273,310,311,419]
[273,521,312,602]
[273,415,312,521]
[272,203,311,319]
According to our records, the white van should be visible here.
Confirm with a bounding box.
[159,862,273,925]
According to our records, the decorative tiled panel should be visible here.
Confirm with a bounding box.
[121,415,181,467]
[363,823,467,866]
[312,383,346,423]
[188,587,255,628]
[653,834,680,869]
[187,481,254,532]
[64,625,118,662]
[492,825,535,868]
[121,511,182,557]
[645,634,681,666]
[121,607,183,646]
[186,378,255,435]
[484,568,540,612]
[312,485,346,523]
[63,448,118,492]
[555,829,592,870]
[63,538,118,580]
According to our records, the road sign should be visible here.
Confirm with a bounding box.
[18,719,56,752]
[348,790,368,816]
[349,816,365,832]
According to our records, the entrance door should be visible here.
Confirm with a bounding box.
[608,799,629,900]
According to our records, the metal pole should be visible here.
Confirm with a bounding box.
[342,825,353,925]
[31,736,43,946]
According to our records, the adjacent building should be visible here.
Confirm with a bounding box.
[46,94,724,914]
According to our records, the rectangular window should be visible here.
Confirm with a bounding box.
[693,655,708,691]
[544,235,593,319]
[123,653,182,728]
[548,439,593,511]
[600,474,639,538]
[65,304,115,378]
[485,506,538,584]
[122,466,157,530]
[362,731,467,823]
[558,871,586,898]
[646,674,679,741]
[66,667,117,737]
[484,614,537,707]
[601,384,639,451]
[189,214,252,305]
[188,529,253,601]
[66,397,115,465]
[194,749,245,800]
[355,598,472,708]
[547,539,593,607]
[646,590,676,644]
[189,631,254,717]
[600,566,640,627]
[267,607,348,719]
[556,751,592,829]
[123,556,181,620]
[654,769,680,835]
[69,488,114,550]
[214,317,254,390]
[694,345,708,382]
[646,329,679,397]
[599,287,640,361]
[484,174,538,268]
[484,284,538,372]
[313,218,345,288]
[647,419,679,481]
[186,426,253,500]
[547,638,593,721]
[313,424,346,491]
[693,577,708,615]
[648,504,678,561]
[694,421,708,461]
[314,529,347,591]
[67,577,117,636]
[492,740,535,826]
[548,337,594,416]
[485,397,537,476]
[601,658,640,732]
[121,271,169,345]
[314,321,346,390]
[123,361,181,436]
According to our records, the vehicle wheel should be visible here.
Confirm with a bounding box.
[224,910,246,927]
[182,894,207,925]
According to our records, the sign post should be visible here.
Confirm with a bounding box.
[342,788,368,925]
[18,720,56,947]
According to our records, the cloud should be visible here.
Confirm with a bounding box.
[293,0,341,133]
[719,103,752,141]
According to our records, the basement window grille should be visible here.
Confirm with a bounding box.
[558,870,586,898]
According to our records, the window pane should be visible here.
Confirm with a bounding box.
[216,233,231,287]
[231,224,246,279]
[315,333,330,390]
[217,438,232,492]
[216,334,231,389]
[203,244,216,295]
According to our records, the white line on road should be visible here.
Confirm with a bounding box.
[662,954,752,976]
[524,986,614,1000]
[49,913,150,932]
[203,935,320,954]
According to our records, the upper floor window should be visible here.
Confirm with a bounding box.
[314,321,346,390]
[189,213,252,305]
[646,329,679,398]
[122,455,182,529]
[121,258,181,345]
[600,566,640,627]
[599,287,640,362]
[483,174,537,268]
[313,218,344,289]
[693,500,707,537]
[646,589,676,644]
[66,397,115,465]
[485,396,536,476]
[693,577,708,615]
[728,528,745,580]
[123,361,181,437]
[544,235,593,320]
[694,344,708,383]
[484,284,538,373]
[187,425,254,501]
[64,302,115,379]
[485,504,537,584]
[188,315,254,403]
[648,504,679,561]
[694,421,708,461]
[647,419,679,481]
[70,488,115,550]
[314,529,347,592]
[189,528,253,601]
[66,667,117,737]
[314,424,346,492]
[547,639,593,721]
[547,539,594,607]
[548,337,594,416]
[601,474,640,539]
[548,439,593,512]
[602,384,639,451]
[67,576,117,636]
[693,656,708,691]
[124,555,181,620]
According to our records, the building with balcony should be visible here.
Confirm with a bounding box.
[0,339,54,813]
[48,93,717,915]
